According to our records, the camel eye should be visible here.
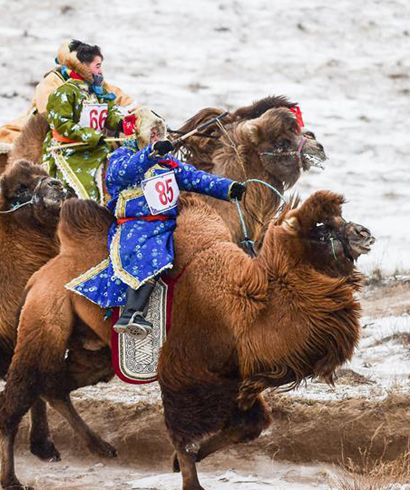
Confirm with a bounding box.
[314,223,332,241]
[15,185,30,200]
[281,139,291,150]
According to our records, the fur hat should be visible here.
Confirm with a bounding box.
[56,42,94,83]
[130,106,167,149]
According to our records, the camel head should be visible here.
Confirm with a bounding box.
[280,190,374,276]
[241,107,326,188]
[0,159,68,227]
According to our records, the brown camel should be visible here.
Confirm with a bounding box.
[0,189,374,490]
[0,159,67,463]
[176,95,326,248]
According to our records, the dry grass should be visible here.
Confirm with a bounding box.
[330,445,410,490]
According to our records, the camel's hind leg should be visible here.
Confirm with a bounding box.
[29,399,61,462]
[47,395,117,458]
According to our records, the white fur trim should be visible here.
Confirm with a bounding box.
[0,142,13,154]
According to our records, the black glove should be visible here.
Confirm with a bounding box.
[230,182,246,201]
[153,140,174,156]
[98,136,105,145]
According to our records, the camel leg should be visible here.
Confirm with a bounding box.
[29,399,61,462]
[172,432,229,473]
[47,395,117,458]
[175,445,204,490]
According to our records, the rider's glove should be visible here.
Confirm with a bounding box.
[153,140,174,156]
[229,182,246,201]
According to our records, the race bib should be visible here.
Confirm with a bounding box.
[141,171,180,215]
[79,103,108,131]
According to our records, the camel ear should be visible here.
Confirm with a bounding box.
[243,121,261,145]
[282,216,299,234]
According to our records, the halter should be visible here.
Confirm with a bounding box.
[0,177,47,215]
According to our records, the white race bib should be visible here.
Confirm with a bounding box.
[79,103,108,131]
[141,171,180,215]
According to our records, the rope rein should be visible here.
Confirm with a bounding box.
[234,179,287,257]
[0,197,35,214]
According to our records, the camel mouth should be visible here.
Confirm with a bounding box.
[345,222,376,258]
[301,142,327,171]
[34,178,69,211]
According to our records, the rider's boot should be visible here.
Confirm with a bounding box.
[113,280,156,340]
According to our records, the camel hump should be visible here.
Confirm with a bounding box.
[58,198,114,246]
[232,95,296,121]
[177,107,226,135]
[8,113,49,166]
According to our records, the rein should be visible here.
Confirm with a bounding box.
[234,179,287,257]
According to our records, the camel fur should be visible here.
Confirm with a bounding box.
[0,189,370,490]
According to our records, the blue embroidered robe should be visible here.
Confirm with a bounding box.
[66,141,235,308]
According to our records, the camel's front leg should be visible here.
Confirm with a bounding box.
[47,395,117,458]
[175,444,205,490]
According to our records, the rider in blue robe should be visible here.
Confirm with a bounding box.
[66,138,246,338]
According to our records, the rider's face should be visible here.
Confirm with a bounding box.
[87,56,103,76]
[150,126,159,143]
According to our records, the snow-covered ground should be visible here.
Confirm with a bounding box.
[0,0,409,274]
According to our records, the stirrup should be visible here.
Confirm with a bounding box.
[125,312,153,340]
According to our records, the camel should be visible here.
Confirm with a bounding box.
[0,189,375,490]
[0,159,67,464]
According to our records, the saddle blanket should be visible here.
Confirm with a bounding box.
[111,277,173,384]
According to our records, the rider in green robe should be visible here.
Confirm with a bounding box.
[41,41,124,203]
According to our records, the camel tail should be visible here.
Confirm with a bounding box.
[59,198,114,246]
[8,114,49,166]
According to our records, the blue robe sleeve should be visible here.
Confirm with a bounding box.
[106,143,159,195]
[174,162,234,201]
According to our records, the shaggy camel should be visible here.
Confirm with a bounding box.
[0,160,68,464]
[0,190,375,490]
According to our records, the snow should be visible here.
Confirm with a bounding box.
[129,462,337,490]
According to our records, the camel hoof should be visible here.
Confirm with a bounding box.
[87,440,118,458]
[30,438,61,462]
[172,451,180,473]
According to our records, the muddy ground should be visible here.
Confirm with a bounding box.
[7,276,409,489]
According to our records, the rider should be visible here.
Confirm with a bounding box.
[66,107,246,338]
[41,41,135,204]
[0,40,133,145]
